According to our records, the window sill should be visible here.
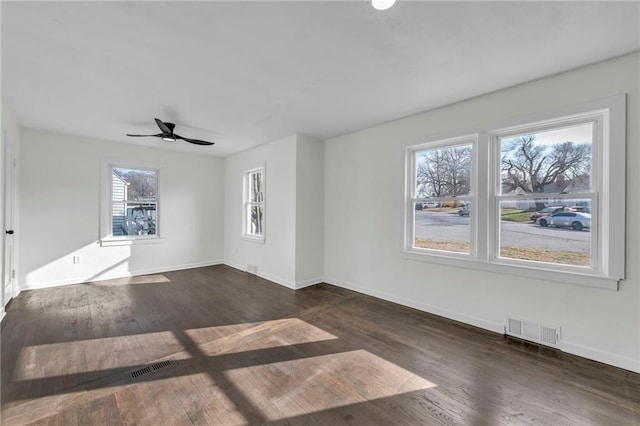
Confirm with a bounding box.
[241,235,265,244]
[401,250,619,290]
[100,236,165,247]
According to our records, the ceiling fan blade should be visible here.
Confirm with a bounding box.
[175,134,214,146]
[154,118,172,134]
[126,133,162,137]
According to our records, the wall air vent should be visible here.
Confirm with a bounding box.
[505,316,561,348]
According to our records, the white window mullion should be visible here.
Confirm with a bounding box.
[475,131,489,262]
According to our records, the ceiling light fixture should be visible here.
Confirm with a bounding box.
[371,0,396,11]
[162,136,176,142]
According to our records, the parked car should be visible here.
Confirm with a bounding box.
[530,206,566,222]
[537,212,591,231]
[415,203,423,210]
[458,205,470,216]
[424,201,440,208]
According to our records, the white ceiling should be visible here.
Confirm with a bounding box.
[2,1,639,157]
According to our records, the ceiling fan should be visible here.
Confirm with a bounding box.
[127,118,214,146]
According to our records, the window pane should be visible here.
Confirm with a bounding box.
[248,205,264,235]
[113,168,157,201]
[249,171,264,203]
[499,199,591,267]
[112,202,126,236]
[415,144,472,198]
[500,123,592,195]
[414,200,470,254]
[127,204,156,236]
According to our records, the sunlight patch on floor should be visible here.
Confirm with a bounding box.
[223,349,437,421]
[95,274,172,285]
[13,331,184,380]
[187,317,339,357]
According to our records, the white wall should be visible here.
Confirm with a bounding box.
[295,134,324,284]
[1,103,22,311]
[223,134,324,288]
[324,53,640,372]
[224,134,298,286]
[19,129,224,289]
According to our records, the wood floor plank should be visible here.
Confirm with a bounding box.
[2,265,639,425]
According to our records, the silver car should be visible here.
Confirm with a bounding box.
[537,211,591,231]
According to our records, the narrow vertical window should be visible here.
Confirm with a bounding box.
[243,166,265,241]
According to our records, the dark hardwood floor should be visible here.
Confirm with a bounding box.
[1,265,639,425]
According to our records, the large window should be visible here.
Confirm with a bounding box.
[404,96,625,289]
[243,166,265,241]
[100,161,161,245]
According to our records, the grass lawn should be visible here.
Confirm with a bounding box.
[414,238,590,266]
[501,209,534,222]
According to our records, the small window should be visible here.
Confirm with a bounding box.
[100,161,161,246]
[243,166,265,241]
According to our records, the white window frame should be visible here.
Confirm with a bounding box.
[403,95,625,290]
[405,134,478,260]
[242,164,266,243]
[100,159,163,247]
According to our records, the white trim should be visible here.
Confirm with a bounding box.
[560,340,640,374]
[21,260,223,290]
[257,270,296,289]
[0,307,5,323]
[100,236,166,247]
[294,277,324,290]
[223,262,322,290]
[400,251,617,290]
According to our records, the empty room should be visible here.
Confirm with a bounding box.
[1,1,639,425]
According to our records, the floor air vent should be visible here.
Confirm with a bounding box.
[127,359,178,382]
[505,316,560,348]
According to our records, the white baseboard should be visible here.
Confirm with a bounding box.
[560,340,640,374]
[294,277,323,290]
[257,270,296,289]
[21,260,224,290]
[324,276,639,374]
[324,277,504,334]
[0,307,5,323]
[223,262,322,290]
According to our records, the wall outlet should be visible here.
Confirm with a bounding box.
[247,264,258,275]
[73,256,81,264]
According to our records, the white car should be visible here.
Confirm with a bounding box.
[537,211,591,231]
[423,201,440,208]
